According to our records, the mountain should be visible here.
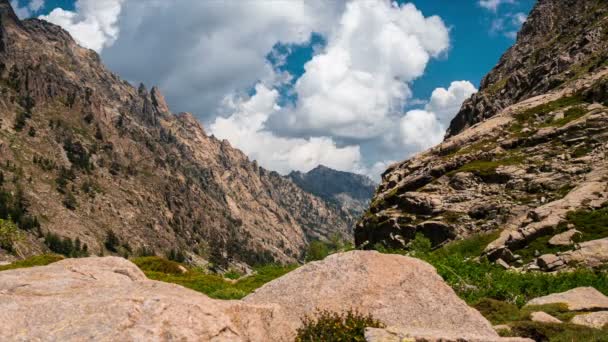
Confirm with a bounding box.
[356,0,608,271]
[288,165,377,217]
[0,1,352,266]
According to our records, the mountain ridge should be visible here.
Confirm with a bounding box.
[0,0,352,266]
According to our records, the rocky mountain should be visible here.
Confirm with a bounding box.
[0,0,352,266]
[356,0,608,271]
[288,165,376,217]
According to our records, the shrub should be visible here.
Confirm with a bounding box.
[0,254,63,271]
[104,230,120,252]
[295,310,384,342]
[0,218,21,252]
[305,240,330,262]
[408,233,432,255]
[44,233,88,257]
[131,256,184,274]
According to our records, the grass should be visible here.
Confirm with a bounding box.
[134,256,296,299]
[506,321,608,341]
[512,96,586,132]
[378,231,608,306]
[544,106,588,127]
[0,254,64,271]
[449,154,525,180]
[567,204,608,242]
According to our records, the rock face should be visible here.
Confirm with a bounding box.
[355,0,608,272]
[245,250,500,340]
[364,327,532,342]
[0,257,291,341]
[526,287,608,311]
[530,311,562,324]
[0,1,352,265]
[288,165,377,217]
[446,0,608,137]
[571,311,608,329]
[1,252,515,342]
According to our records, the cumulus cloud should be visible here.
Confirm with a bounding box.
[210,84,361,174]
[270,1,450,140]
[426,81,477,125]
[40,0,124,52]
[478,0,516,12]
[10,0,44,19]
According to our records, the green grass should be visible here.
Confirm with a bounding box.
[544,106,588,127]
[378,232,608,306]
[0,254,64,271]
[506,321,608,341]
[135,256,297,299]
[513,96,586,129]
[567,204,608,242]
[449,154,525,180]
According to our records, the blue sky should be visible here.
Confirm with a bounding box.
[17,0,536,179]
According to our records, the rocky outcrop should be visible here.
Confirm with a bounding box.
[571,311,608,329]
[446,0,608,137]
[0,1,351,265]
[526,287,608,311]
[364,327,532,342]
[355,0,608,272]
[1,252,518,341]
[245,250,501,340]
[288,165,377,217]
[530,311,562,324]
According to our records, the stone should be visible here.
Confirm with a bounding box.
[536,254,565,271]
[570,311,608,329]
[526,287,608,311]
[364,326,533,342]
[548,229,581,246]
[496,258,511,270]
[560,238,608,268]
[245,251,502,340]
[0,257,291,341]
[530,311,562,324]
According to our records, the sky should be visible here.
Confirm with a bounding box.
[12,0,535,180]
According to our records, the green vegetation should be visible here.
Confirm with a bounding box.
[449,154,524,180]
[0,188,41,232]
[475,299,575,325]
[0,218,21,252]
[515,96,585,123]
[134,256,296,299]
[376,232,608,306]
[305,235,353,262]
[295,310,384,342]
[44,232,89,257]
[567,204,608,242]
[545,106,588,127]
[0,254,64,271]
[506,321,608,341]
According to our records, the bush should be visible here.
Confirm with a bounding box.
[0,218,21,252]
[104,230,120,252]
[305,240,331,262]
[44,233,88,257]
[131,256,184,274]
[295,310,384,342]
[409,233,432,255]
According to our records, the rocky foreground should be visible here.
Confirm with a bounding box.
[0,251,533,342]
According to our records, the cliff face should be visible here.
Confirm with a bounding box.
[356,0,608,271]
[288,165,376,217]
[0,1,351,266]
[446,0,608,137]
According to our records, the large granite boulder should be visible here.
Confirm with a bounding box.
[245,250,504,340]
[0,257,290,341]
[526,287,608,311]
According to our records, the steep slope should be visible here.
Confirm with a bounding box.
[0,1,351,266]
[288,165,376,217]
[356,0,608,271]
[447,0,608,137]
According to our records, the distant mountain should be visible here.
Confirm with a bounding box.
[0,0,351,266]
[289,165,377,217]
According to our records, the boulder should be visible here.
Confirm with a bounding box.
[536,253,565,271]
[570,311,608,329]
[530,311,562,324]
[245,251,501,340]
[560,238,608,268]
[526,287,608,311]
[0,257,290,341]
[364,326,533,342]
[548,229,581,246]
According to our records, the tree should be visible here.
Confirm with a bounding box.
[104,230,120,252]
[0,219,21,252]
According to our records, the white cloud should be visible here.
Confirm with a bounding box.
[271,1,450,140]
[399,110,445,151]
[39,0,125,52]
[10,0,44,19]
[426,81,477,125]
[478,0,516,12]
[210,84,361,174]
